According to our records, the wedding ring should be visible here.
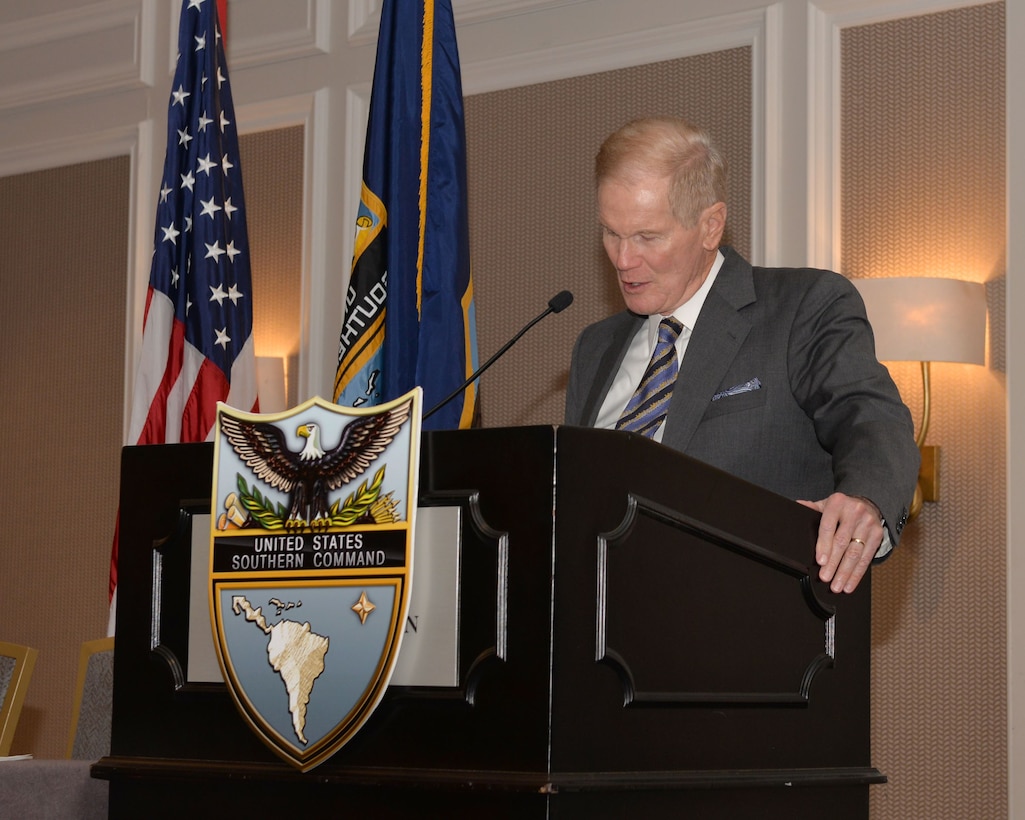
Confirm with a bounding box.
[850,538,866,548]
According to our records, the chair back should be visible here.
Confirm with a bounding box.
[67,637,114,759]
[0,640,38,756]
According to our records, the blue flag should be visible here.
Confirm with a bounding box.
[333,0,478,431]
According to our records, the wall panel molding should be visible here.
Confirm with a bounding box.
[234,92,322,402]
[165,0,330,76]
[0,122,139,178]
[806,0,1000,268]
[460,7,768,95]
[0,118,151,440]
[348,0,591,45]
[0,0,154,113]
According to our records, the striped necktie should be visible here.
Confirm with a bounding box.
[615,316,684,438]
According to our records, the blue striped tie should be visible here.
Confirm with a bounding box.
[616,317,684,438]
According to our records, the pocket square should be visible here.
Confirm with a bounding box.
[711,378,761,402]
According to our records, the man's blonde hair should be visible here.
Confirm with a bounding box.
[595,117,728,227]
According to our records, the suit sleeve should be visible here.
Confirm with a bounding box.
[786,274,920,548]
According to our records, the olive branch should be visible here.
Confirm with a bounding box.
[235,475,286,529]
[234,466,387,530]
[329,467,386,526]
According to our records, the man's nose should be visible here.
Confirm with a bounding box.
[612,239,637,270]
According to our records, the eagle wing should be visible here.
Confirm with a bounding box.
[319,399,413,491]
[219,414,302,491]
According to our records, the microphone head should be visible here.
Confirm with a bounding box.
[548,290,574,313]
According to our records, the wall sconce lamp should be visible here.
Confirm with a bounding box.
[852,277,987,519]
[256,356,288,414]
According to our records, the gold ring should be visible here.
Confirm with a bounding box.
[850,538,866,547]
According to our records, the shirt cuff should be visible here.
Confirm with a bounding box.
[875,521,893,560]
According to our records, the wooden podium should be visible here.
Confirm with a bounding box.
[94,425,882,818]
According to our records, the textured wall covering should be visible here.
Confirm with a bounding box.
[841,4,1007,818]
[0,128,302,759]
[464,49,751,428]
[0,157,129,758]
[242,126,304,407]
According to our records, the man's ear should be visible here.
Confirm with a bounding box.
[701,202,727,249]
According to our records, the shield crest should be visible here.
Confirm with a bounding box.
[209,390,421,771]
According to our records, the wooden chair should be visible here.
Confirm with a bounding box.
[0,640,38,756]
[67,637,114,760]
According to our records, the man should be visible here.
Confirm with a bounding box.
[565,117,919,594]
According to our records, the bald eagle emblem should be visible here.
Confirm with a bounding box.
[219,399,412,532]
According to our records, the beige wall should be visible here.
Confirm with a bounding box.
[839,4,1007,818]
[0,158,128,758]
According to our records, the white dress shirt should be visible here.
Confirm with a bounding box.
[595,250,725,441]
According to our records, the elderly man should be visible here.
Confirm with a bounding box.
[565,117,919,594]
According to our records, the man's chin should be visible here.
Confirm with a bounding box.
[621,292,655,315]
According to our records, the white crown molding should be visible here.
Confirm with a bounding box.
[348,0,591,45]
[806,0,998,269]
[235,92,314,135]
[0,0,153,113]
[461,7,768,95]
[810,0,997,27]
[166,0,330,78]
[0,122,139,178]
[231,0,330,71]
[347,0,380,44]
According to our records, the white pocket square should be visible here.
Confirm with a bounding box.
[711,378,761,402]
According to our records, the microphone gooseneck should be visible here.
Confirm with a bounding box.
[423,290,575,422]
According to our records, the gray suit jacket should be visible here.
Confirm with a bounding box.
[565,246,919,545]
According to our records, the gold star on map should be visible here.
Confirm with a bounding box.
[351,590,376,625]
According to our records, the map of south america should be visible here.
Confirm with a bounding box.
[231,596,329,744]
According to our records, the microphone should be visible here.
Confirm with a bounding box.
[423,290,574,422]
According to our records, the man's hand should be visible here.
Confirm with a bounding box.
[796,493,885,594]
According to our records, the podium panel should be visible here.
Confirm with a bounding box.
[94,426,881,818]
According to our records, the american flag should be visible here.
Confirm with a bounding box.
[110,0,257,602]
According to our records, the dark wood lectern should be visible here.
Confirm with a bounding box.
[94,426,882,818]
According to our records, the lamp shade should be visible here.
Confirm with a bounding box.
[851,277,986,364]
[256,356,287,413]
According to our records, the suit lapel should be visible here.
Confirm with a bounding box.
[662,248,756,451]
[581,313,642,425]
